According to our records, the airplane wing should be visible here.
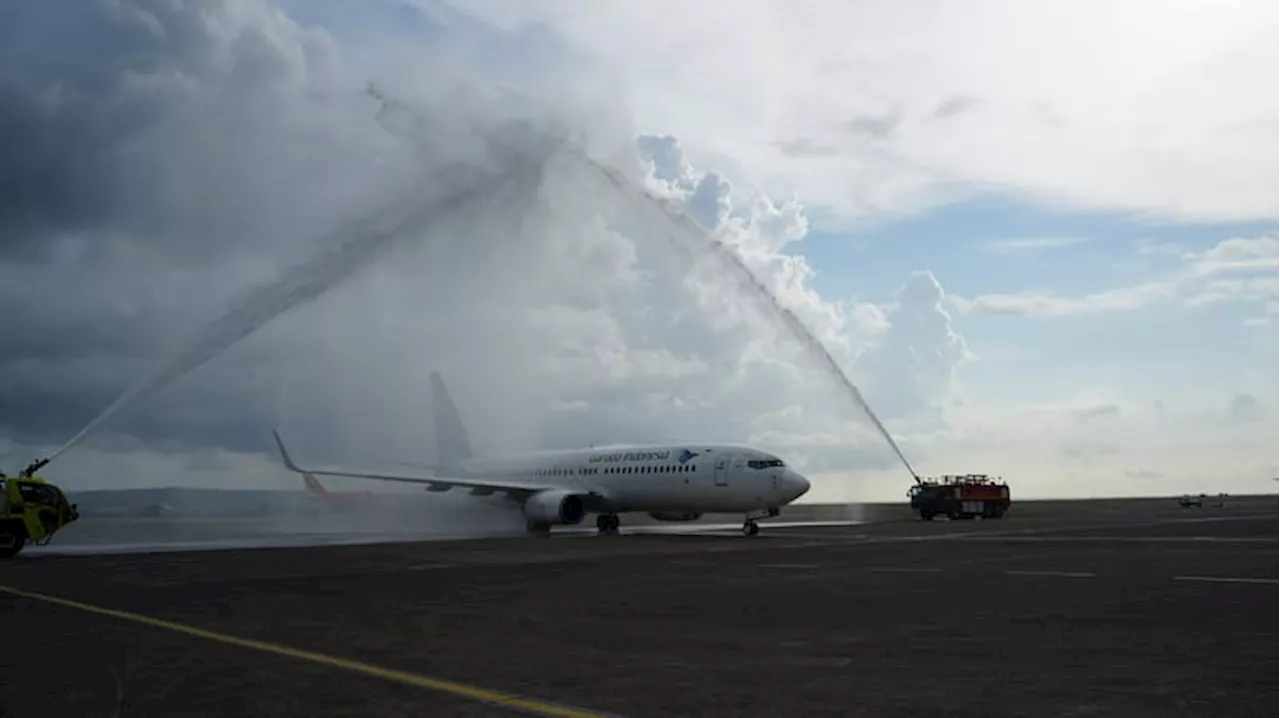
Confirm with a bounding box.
[271,429,551,500]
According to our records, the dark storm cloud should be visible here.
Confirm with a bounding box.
[0,1,135,253]
[0,0,443,454]
[0,0,353,260]
[0,355,278,455]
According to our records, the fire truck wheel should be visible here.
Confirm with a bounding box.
[0,532,25,558]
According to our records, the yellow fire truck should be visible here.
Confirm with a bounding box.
[0,459,79,558]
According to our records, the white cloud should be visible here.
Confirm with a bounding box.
[954,235,1278,318]
[1183,235,1280,276]
[981,237,1092,255]
[951,281,1178,318]
[1166,235,1277,296]
[1185,276,1279,308]
[436,0,1278,224]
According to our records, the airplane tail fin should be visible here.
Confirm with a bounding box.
[430,371,473,469]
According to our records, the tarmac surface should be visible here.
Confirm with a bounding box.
[1,495,1275,718]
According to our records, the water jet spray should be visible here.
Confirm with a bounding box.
[365,84,923,483]
[35,131,554,471]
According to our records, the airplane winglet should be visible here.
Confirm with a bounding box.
[271,428,305,474]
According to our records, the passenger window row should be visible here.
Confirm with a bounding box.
[514,464,700,478]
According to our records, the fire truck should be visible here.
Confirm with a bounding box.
[908,474,1010,520]
[0,459,79,558]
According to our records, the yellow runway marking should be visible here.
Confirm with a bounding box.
[0,584,608,718]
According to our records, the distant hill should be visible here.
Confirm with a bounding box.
[67,487,313,518]
[64,486,1267,522]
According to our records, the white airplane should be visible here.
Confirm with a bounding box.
[271,371,812,536]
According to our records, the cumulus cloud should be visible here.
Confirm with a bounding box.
[0,0,975,502]
[849,272,969,425]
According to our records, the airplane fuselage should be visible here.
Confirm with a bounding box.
[449,443,810,514]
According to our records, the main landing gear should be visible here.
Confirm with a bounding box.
[742,507,780,537]
[596,513,620,536]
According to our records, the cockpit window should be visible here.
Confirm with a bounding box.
[17,483,59,505]
[747,459,785,470]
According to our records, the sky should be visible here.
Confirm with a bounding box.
[0,0,1275,503]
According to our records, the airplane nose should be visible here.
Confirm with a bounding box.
[783,470,811,499]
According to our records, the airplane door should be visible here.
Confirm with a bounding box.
[713,456,729,486]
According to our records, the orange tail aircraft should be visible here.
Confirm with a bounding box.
[301,471,372,506]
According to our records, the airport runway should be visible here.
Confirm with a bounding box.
[1,496,1275,717]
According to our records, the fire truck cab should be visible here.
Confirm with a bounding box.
[0,474,79,557]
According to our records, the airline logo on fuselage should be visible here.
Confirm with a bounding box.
[589,449,671,464]
[677,449,699,464]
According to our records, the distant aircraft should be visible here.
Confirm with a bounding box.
[1177,494,1204,508]
[1177,493,1228,508]
[272,371,812,536]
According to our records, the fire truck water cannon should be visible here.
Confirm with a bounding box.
[907,473,1011,521]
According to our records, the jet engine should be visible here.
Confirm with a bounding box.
[523,489,586,526]
[648,512,702,522]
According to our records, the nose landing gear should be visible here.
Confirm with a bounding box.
[741,507,779,536]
